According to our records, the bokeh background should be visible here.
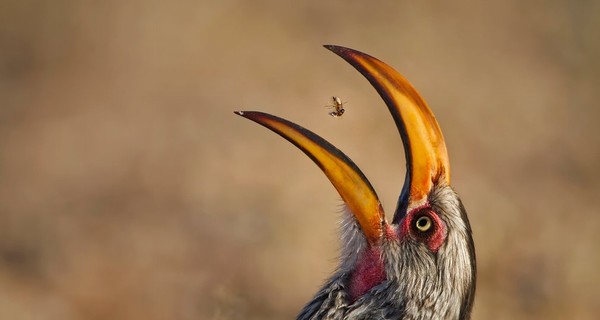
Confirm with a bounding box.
[1,1,599,319]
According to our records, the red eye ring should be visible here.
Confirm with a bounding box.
[401,206,447,252]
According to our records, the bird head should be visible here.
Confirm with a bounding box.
[235,46,476,319]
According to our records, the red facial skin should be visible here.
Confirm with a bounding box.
[348,205,447,302]
[348,246,386,301]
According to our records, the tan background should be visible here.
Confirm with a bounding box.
[1,1,599,319]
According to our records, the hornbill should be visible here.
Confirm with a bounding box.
[235,46,476,319]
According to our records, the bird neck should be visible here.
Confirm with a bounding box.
[348,246,386,301]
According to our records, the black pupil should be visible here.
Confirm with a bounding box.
[418,217,428,228]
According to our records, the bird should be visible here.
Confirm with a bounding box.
[234,45,476,320]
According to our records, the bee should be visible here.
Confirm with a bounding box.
[326,96,346,118]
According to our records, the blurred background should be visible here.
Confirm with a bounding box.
[1,1,599,319]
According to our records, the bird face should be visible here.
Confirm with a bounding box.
[236,46,476,319]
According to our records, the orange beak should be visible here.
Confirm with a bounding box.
[324,45,450,221]
[234,111,385,245]
[235,45,450,243]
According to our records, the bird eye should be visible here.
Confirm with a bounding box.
[415,215,432,232]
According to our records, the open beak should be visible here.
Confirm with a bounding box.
[324,45,450,222]
[235,45,450,242]
[234,111,385,245]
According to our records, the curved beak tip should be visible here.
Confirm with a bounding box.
[323,45,359,58]
[323,44,341,52]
